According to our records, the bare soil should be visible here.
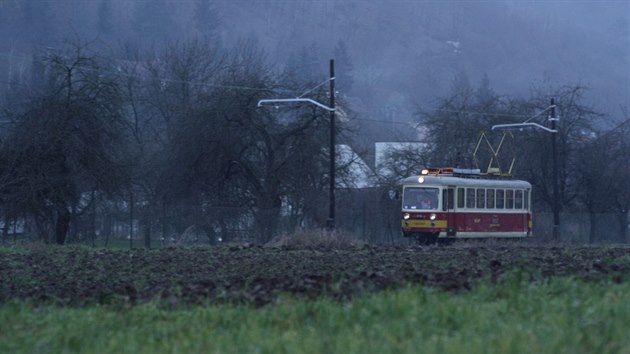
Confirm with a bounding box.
[1,242,629,307]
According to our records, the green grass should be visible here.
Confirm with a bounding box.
[1,275,629,354]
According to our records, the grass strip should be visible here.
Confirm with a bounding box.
[1,274,629,354]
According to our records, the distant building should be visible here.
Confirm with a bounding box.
[0,219,25,235]
[336,144,376,189]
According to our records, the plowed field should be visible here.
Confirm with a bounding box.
[1,242,629,307]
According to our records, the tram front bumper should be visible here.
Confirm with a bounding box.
[401,219,447,233]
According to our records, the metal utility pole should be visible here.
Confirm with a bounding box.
[256,61,337,230]
[550,98,560,240]
[129,190,134,249]
[491,98,561,240]
[327,59,336,230]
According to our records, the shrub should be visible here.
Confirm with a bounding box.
[266,229,363,249]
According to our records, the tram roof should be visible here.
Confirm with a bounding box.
[401,175,532,189]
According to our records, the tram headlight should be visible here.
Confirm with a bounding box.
[418,176,425,184]
[403,213,410,220]
[429,213,436,220]
[421,169,429,175]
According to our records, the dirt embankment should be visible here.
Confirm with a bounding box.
[1,243,629,307]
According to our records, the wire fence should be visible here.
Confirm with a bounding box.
[1,198,628,248]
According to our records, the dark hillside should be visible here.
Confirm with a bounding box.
[0,1,627,124]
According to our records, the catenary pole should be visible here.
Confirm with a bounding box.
[492,99,560,240]
[550,98,560,240]
[327,59,336,229]
[256,63,337,230]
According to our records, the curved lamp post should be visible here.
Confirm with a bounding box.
[257,98,335,112]
[257,60,337,229]
[492,98,560,240]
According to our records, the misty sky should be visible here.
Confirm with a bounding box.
[1,0,628,126]
[221,0,629,125]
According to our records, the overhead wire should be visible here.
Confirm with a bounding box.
[0,50,301,95]
[0,50,558,126]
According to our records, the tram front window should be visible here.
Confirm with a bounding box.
[403,187,439,210]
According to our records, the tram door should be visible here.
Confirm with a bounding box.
[443,187,456,236]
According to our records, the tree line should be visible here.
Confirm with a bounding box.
[1,37,627,245]
[0,38,361,245]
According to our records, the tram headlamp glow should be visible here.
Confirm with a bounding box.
[421,169,429,175]
[430,213,436,220]
[418,176,425,184]
[403,213,410,220]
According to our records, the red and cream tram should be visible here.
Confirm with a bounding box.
[401,167,532,243]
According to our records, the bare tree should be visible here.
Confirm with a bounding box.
[516,86,601,217]
[596,120,630,242]
[574,132,616,242]
[210,40,326,242]
[416,83,528,171]
[114,38,226,246]
[112,36,350,245]
[0,42,131,244]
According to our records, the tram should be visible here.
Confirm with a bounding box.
[400,167,532,243]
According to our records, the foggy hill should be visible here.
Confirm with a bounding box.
[0,0,627,127]
[217,1,628,125]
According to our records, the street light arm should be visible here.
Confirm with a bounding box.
[491,99,560,240]
[492,122,557,133]
[257,98,336,112]
[257,60,337,230]
[523,104,556,123]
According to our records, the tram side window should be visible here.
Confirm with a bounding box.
[515,190,523,209]
[442,188,455,211]
[466,188,476,208]
[457,188,465,208]
[506,190,514,209]
[476,189,486,208]
[486,189,495,208]
[524,190,530,210]
[496,189,504,208]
